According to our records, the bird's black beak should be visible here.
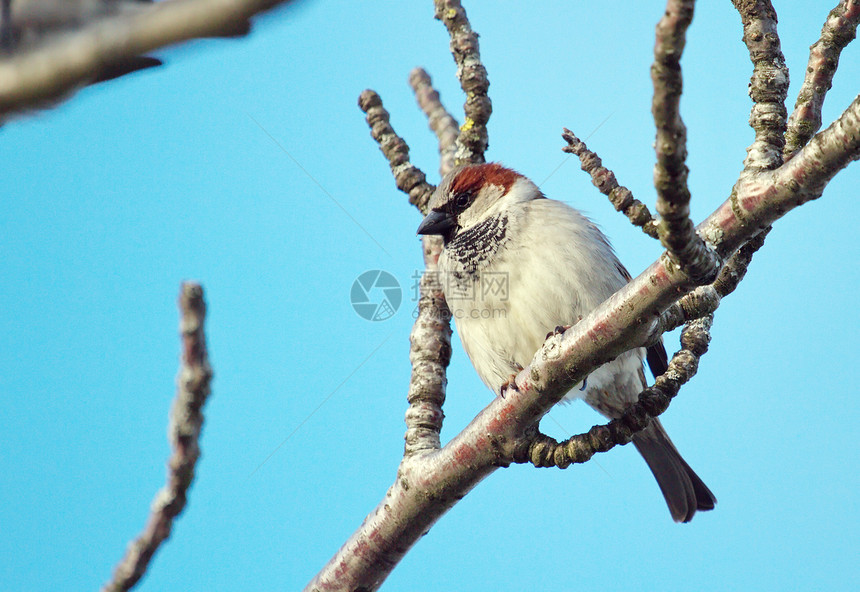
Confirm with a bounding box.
[417,210,456,236]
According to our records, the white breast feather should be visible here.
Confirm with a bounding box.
[440,198,646,414]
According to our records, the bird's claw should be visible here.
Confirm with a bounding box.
[499,365,524,398]
[499,376,519,398]
[545,324,572,340]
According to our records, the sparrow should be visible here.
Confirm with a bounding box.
[417,162,716,522]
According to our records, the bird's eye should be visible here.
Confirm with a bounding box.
[455,193,471,209]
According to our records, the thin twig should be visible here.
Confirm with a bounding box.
[357,88,450,455]
[102,283,213,592]
[652,0,720,284]
[433,0,491,165]
[358,89,436,213]
[409,67,459,177]
[562,128,659,239]
[784,0,860,160]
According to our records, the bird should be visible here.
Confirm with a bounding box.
[416,162,716,522]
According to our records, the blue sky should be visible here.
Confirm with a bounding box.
[1,1,858,590]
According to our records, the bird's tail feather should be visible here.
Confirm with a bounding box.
[632,418,716,523]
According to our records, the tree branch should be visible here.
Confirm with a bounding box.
[652,0,721,284]
[433,0,491,165]
[102,283,213,592]
[562,127,660,239]
[785,0,860,160]
[404,250,452,455]
[0,0,295,118]
[358,89,436,213]
[518,222,773,470]
[409,67,460,177]
[732,0,791,171]
[660,227,770,333]
[515,314,713,468]
[357,90,452,454]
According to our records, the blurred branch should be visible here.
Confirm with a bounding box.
[562,128,660,239]
[409,67,459,177]
[652,0,720,284]
[433,0,491,165]
[102,283,213,592]
[785,0,860,160]
[0,0,296,118]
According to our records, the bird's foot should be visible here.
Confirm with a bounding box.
[545,324,572,340]
[499,364,524,398]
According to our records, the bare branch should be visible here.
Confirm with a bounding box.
[660,226,769,334]
[358,87,452,455]
[732,0,791,171]
[404,245,452,455]
[0,0,295,118]
[358,89,436,213]
[103,282,213,592]
[562,127,660,239]
[785,0,860,160]
[520,221,773,470]
[652,0,721,284]
[321,3,860,588]
[409,67,459,177]
[514,314,713,469]
[433,0,491,165]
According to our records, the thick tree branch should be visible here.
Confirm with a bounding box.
[103,283,213,592]
[652,0,721,284]
[409,67,460,177]
[358,89,436,213]
[562,128,660,239]
[433,0,491,165]
[0,0,295,118]
[785,0,860,160]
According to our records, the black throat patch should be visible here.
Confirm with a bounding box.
[447,214,509,279]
